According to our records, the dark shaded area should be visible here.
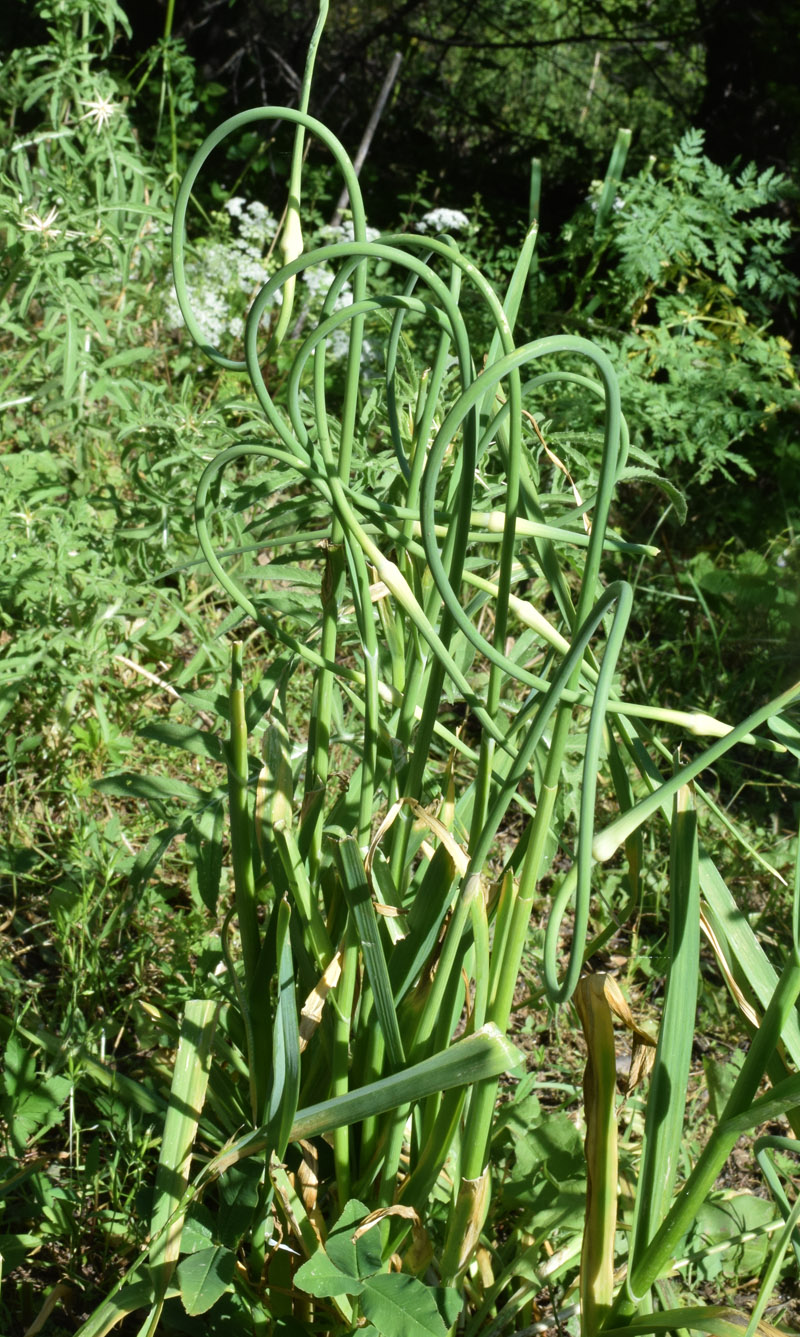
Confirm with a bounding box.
[697,0,800,174]
[696,0,800,340]
[115,0,712,225]
[5,0,799,242]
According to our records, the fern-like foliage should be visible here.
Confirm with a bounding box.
[554,129,799,485]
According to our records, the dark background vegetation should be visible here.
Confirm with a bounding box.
[120,0,800,272]
[7,0,797,255]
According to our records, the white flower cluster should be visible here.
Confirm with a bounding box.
[415,207,472,235]
[302,264,337,301]
[585,182,626,213]
[165,198,280,347]
[320,219,382,245]
[301,264,378,366]
[225,197,279,248]
[165,200,381,366]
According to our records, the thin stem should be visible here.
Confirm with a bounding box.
[226,642,260,990]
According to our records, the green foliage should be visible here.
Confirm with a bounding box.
[176,1245,237,1316]
[550,128,800,484]
[62,80,799,1337]
[2,3,800,1335]
[491,1074,585,1231]
[0,1033,72,1155]
[294,1198,459,1336]
[685,1193,775,1285]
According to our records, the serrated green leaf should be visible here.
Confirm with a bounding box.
[617,466,688,524]
[176,1245,236,1315]
[1,1035,71,1152]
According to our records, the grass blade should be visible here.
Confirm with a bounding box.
[630,782,700,1285]
[142,998,219,1334]
[202,1024,521,1180]
[575,974,618,1337]
[334,834,405,1070]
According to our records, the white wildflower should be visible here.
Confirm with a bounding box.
[225,197,247,218]
[326,326,378,367]
[416,207,471,235]
[322,220,381,244]
[80,93,118,133]
[585,182,625,213]
[302,265,336,299]
[240,201,278,240]
[19,205,61,241]
[245,201,271,220]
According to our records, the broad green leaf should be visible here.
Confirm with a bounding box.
[704,1049,746,1122]
[433,1287,463,1329]
[325,1198,382,1282]
[685,1194,773,1283]
[179,1207,215,1256]
[0,1233,42,1271]
[294,1249,364,1301]
[294,1198,382,1301]
[176,1245,236,1316]
[186,803,225,914]
[360,1272,448,1337]
[215,1160,262,1250]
